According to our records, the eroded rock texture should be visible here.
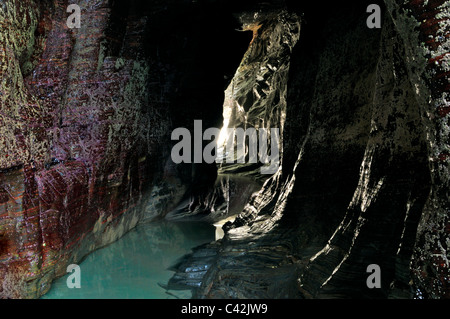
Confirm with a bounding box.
[397,0,450,299]
[0,0,164,298]
[0,0,246,298]
[168,0,449,299]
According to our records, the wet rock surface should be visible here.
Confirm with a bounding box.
[167,0,449,299]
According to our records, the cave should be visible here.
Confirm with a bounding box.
[0,0,448,300]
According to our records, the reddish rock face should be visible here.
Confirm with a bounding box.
[0,0,247,298]
[399,0,450,300]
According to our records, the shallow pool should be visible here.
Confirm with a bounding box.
[41,220,215,299]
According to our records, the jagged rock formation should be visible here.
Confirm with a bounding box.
[217,9,300,180]
[168,0,449,299]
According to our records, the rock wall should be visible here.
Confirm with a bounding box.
[218,9,300,181]
[0,0,252,299]
[0,0,165,298]
[391,0,449,299]
[168,0,449,299]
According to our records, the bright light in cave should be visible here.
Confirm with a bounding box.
[216,68,248,162]
[217,118,230,152]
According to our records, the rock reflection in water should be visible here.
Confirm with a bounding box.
[41,221,215,299]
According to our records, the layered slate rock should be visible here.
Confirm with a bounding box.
[1,0,448,300]
[0,0,164,298]
[168,0,449,299]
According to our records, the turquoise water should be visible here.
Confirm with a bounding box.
[41,220,215,299]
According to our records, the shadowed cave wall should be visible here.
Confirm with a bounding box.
[0,0,448,299]
[168,0,449,299]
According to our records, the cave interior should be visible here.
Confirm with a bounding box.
[0,0,448,299]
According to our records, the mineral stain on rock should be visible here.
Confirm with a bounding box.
[0,0,449,299]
